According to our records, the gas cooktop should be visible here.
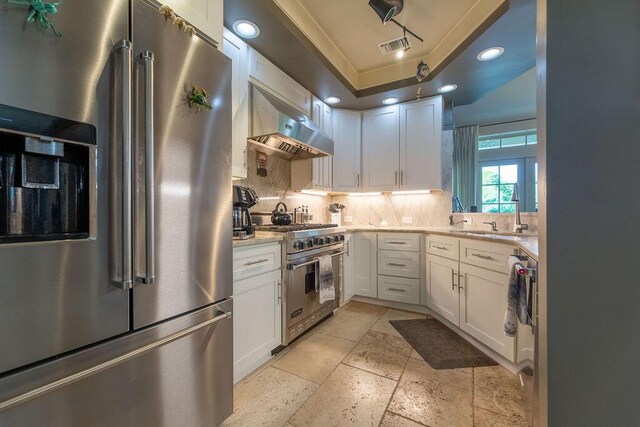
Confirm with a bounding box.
[254,224,338,233]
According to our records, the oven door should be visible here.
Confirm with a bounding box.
[286,245,343,329]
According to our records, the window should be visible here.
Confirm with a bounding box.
[478,130,537,150]
[479,160,523,213]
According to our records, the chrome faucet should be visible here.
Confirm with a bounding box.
[511,183,529,233]
[449,213,468,227]
[483,221,498,232]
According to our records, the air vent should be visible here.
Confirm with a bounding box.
[378,36,412,54]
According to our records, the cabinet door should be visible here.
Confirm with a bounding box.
[332,110,362,192]
[363,105,400,191]
[399,97,443,190]
[233,270,282,383]
[426,254,460,326]
[459,263,515,361]
[321,103,333,190]
[353,232,377,298]
[342,234,355,302]
[223,29,249,179]
[161,0,223,46]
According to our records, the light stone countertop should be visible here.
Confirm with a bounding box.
[232,231,284,248]
[344,226,539,261]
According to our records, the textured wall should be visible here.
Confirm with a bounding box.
[236,144,331,223]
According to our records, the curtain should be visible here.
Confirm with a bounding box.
[453,125,479,210]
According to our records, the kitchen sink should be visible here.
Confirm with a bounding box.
[451,230,538,238]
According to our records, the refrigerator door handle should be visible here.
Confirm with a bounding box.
[137,51,155,285]
[112,39,134,290]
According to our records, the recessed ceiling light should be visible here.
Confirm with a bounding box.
[437,84,457,94]
[395,50,405,59]
[382,97,399,105]
[232,20,260,39]
[324,96,341,105]
[477,46,504,61]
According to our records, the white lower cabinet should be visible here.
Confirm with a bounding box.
[426,254,460,326]
[353,232,378,298]
[342,234,355,302]
[425,235,519,362]
[378,275,420,304]
[459,263,515,361]
[232,243,282,383]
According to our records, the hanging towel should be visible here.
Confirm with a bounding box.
[317,255,335,304]
[505,257,533,337]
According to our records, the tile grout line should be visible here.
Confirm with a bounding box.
[284,305,391,426]
[472,367,476,425]
[378,340,414,427]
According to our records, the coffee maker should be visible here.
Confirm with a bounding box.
[232,185,258,240]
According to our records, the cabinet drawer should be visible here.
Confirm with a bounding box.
[377,275,420,305]
[378,250,420,278]
[233,243,281,281]
[460,240,513,273]
[426,235,459,260]
[377,233,420,252]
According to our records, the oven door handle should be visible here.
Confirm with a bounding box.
[287,251,344,270]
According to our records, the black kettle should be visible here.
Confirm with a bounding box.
[271,202,293,225]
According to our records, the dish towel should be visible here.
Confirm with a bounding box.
[317,255,335,304]
[505,256,534,337]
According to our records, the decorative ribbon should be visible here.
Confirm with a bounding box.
[159,5,195,36]
[8,0,62,37]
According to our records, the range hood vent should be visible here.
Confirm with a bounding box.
[248,86,334,161]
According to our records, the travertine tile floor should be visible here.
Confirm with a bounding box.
[224,301,527,427]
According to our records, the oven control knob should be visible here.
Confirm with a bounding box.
[305,239,314,248]
[339,235,345,241]
[293,240,304,250]
[313,237,321,245]
[324,237,332,245]
[332,235,340,243]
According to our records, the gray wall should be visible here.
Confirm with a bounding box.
[539,0,640,424]
[454,67,537,127]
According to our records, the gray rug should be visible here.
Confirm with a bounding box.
[389,318,498,370]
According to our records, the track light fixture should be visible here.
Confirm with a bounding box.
[368,0,404,24]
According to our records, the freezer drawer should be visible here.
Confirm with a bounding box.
[0,301,233,427]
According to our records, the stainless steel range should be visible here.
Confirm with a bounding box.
[255,224,346,345]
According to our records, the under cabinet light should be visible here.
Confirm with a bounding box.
[391,190,432,195]
[347,192,382,197]
[300,189,328,196]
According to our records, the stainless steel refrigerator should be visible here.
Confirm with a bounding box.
[0,0,233,425]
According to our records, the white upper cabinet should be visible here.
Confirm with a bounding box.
[400,97,443,190]
[248,49,312,117]
[332,110,362,192]
[362,105,400,191]
[160,0,223,46]
[359,96,443,192]
[223,29,249,179]
[292,97,333,191]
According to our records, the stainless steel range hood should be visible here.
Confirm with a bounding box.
[248,86,334,160]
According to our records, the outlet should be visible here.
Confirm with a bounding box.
[402,216,413,224]
[380,220,389,226]
[344,215,353,223]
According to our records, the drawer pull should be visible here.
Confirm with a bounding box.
[388,262,406,267]
[433,245,448,250]
[387,241,406,245]
[244,258,269,266]
[388,288,407,293]
[471,253,495,260]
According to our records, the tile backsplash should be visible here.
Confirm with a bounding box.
[236,144,331,223]
[237,133,537,231]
